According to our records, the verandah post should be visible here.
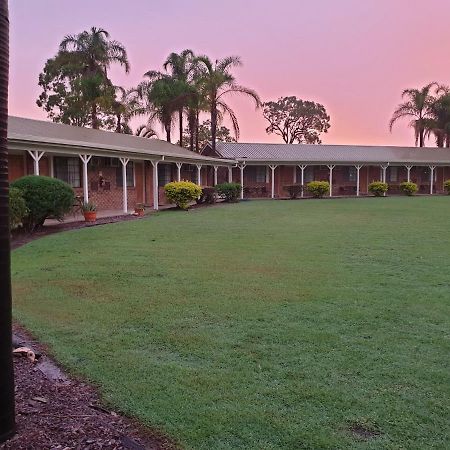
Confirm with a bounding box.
[79,154,92,204]
[355,165,363,196]
[27,150,44,176]
[327,165,335,197]
[175,162,182,181]
[151,160,159,210]
[119,157,129,213]
[298,165,307,197]
[269,165,277,199]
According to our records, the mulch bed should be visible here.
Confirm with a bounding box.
[1,325,177,450]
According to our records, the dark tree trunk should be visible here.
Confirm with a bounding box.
[116,113,121,133]
[419,129,424,147]
[211,103,217,151]
[165,125,171,143]
[0,0,15,442]
[178,109,183,147]
[195,109,199,152]
[91,102,98,129]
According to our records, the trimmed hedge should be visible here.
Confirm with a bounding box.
[216,182,241,202]
[306,181,330,198]
[9,187,28,230]
[164,181,202,210]
[368,181,388,197]
[284,184,303,199]
[399,181,418,196]
[11,175,74,230]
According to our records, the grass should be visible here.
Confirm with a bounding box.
[12,197,450,449]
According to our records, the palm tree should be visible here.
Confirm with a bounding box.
[389,83,437,147]
[110,86,140,134]
[136,72,187,143]
[425,86,450,147]
[163,50,194,147]
[135,124,157,138]
[194,55,261,151]
[0,0,16,442]
[59,27,130,129]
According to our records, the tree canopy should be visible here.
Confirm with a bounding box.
[262,96,330,144]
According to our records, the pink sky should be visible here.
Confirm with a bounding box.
[8,0,450,146]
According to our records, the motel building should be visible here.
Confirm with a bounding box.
[7,116,450,213]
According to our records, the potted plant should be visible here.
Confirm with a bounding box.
[82,201,97,222]
[134,203,145,216]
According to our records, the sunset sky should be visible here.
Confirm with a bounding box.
[8,0,450,146]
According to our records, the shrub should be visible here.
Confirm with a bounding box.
[164,181,202,210]
[215,182,241,202]
[368,181,388,197]
[444,180,450,195]
[11,175,74,230]
[284,184,303,199]
[306,181,330,198]
[9,187,28,230]
[197,186,217,204]
[399,181,418,196]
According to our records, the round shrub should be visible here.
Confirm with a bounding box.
[164,181,202,210]
[9,187,28,230]
[306,181,330,198]
[215,182,241,202]
[399,181,418,196]
[368,181,388,197]
[11,175,74,230]
[444,180,450,195]
[197,186,217,204]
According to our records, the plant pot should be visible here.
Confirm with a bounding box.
[84,211,97,222]
[134,208,145,216]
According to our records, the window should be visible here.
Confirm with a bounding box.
[304,166,314,183]
[158,164,172,186]
[388,167,398,182]
[116,162,135,187]
[255,166,266,183]
[54,157,81,187]
[347,166,357,182]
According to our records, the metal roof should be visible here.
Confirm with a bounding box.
[7,116,234,164]
[213,142,450,165]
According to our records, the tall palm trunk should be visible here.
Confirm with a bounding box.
[210,103,217,152]
[187,110,195,152]
[116,113,122,133]
[165,124,171,143]
[178,109,183,147]
[0,0,15,442]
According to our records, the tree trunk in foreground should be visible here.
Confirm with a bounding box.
[0,0,15,441]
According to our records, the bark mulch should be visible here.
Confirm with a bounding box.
[1,325,177,450]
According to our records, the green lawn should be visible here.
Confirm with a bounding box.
[12,198,450,449]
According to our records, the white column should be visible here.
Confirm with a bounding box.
[293,166,297,184]
[228,166,233,183]
[405,165,413,182]
[151,160,159,210]
[213,166,218,186]
[239,164,245,199]
[429,165,436,194]
[79,154,92,203]
[176,162,182,181]
[49,155,54,177]
[327,164,335,197]
[269,165,277,199]
[27,150,45,175]
[196,164,202,185]
[355,165,363,197]
[298,165,307,198]
[381,164,388,183]
[119,157,130,213]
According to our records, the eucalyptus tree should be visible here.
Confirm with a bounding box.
[194,55,261,151]
[0,0,15,441]
[389,83,437,147]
